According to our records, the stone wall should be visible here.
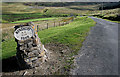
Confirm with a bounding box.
[14,22,48,69]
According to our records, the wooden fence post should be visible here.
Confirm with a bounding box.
[63,22,64,25]
[37,25,39,32]
[47,23,48,29]
[65,21,67,24]
[72,17,74,21]
[67,21,69,24]
[59,22,60,26]
[54,21,55,27]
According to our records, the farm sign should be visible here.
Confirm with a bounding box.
[14,26,34,41]
[14,22,48,69]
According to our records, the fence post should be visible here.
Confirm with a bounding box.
[37,25,39,32]
[47,23,48,29]
[65,21,67,24]
[72,17,74,21]
[67,21,69,24]
[59,22,60,26]
[63,22,64,25]
[54,21,55,27]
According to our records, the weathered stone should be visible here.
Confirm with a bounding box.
[19,46,23,50]
[14,22,48,69]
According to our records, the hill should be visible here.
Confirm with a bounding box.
[2,2,120,23]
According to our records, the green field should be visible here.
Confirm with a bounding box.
[10,17,58,23]
[2,13,69,23]
[2,2,119,24]
[1,2,98,23]
[88,8,119,21]
[2,16,95,59]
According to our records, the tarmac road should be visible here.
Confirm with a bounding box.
[71,17,119,75]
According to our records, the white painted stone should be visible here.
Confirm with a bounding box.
[14,26,34,41]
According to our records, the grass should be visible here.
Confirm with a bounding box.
[2,16,95,59]
[2,39,17,59]
[2,3,98,23]
[10,17,58,23]
[89,8,119,22]
[103,19,120,23]
[38,17,94,51]
[2,28,14,40]
[2,13,69,23]
[38,16,95,74]
[94,16,120,23]
[2,2,43,14]
[2,3,119,23]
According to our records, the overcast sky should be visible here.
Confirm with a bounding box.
[2,0,120,2]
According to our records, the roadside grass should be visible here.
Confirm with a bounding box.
[88,8,119,22]
[38,16,95,74]
[100,17,120,23]
[2,16,95,61]
[38,16,95,51]
[103,19,120,23]
[10,17,58,23]
[94,16,120,23]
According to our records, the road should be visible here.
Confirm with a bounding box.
[71,17,119,75]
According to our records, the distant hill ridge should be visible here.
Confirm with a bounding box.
[2,0,120,2]
[23,2,120,10]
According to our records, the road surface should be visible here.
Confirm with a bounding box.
[71,17,119,75]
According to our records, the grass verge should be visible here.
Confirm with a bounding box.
[101,18,120,23]
[37,16,95,74]
[94,16,120,23]
[38,17,95,52]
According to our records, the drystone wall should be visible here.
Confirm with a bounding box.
[14,22,48,69]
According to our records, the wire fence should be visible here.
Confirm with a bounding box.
[36,17,74,31]
[2,17,75,41]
